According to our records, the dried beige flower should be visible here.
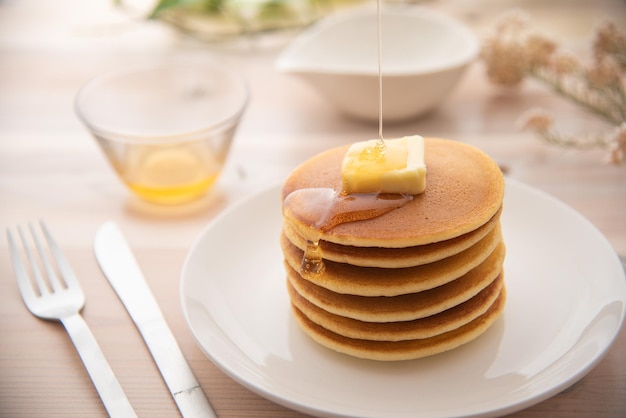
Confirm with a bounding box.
[480,9,533,87]
[493,9,530,35]
[481,39,528,86]
[525,31,557,67]
[593,21,626,66]
[483,10,625,166]
[586,55,623,88]
[607,123,626,164]
[516,108,554,132]
[550,51,580,75]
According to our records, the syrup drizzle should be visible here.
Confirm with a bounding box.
[284,188,412,278]
[303,239,325,276]
[287,0,397,278]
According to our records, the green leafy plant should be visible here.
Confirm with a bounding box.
[143,0,358,40]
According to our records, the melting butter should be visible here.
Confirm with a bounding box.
[341,135,427,195]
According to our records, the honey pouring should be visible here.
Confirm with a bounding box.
[283,0,427,278]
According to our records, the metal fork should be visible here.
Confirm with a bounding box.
[7,221,137,417]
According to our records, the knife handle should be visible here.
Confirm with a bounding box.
[62,314,137,417]
[140,319,217,418]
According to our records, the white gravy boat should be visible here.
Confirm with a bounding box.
[276,6,479,122]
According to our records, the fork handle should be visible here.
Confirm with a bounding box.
[61,314,137,418]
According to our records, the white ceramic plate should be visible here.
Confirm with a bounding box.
[181,179,626,418]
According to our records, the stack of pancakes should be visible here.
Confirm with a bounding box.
[281,138,506,361]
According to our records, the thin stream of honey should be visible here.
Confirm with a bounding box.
[296,0,399,278]
[376,0,386,155]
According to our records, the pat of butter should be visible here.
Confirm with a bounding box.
[341,135,426,195]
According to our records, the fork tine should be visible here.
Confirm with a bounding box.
[8,222,137,416]
[16,225,50,296]
[29,222,65,292]
[6,228,39,305]
[40,220,80,290]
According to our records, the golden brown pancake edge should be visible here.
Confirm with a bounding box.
[282,207,502,268]
[281,223,503,296]
[288,274,504,341]
[285,241,506,322]
[291,287,507,361]
[282,138,505,248]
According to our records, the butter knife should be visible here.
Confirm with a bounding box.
[94,221,216,418]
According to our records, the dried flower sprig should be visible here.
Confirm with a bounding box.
[481,10,626,165]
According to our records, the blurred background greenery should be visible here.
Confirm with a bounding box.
[140,0,368,41]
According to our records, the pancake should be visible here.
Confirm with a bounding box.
[288,275,504,341]
[282,207,502,268]
[282,138,505,248]
[291,287,507,361]
[281,223,503,296]
[286,241,505,322]
[281,137,507,360]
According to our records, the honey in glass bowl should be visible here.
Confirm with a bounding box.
[75,60,248,205]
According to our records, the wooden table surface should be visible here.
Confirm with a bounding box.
[1,0,625,417]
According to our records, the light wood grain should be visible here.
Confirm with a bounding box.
[1,0,625,417]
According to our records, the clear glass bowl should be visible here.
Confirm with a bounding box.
[75,61,248,205]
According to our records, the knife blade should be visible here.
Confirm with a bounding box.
[94,221,216,418]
